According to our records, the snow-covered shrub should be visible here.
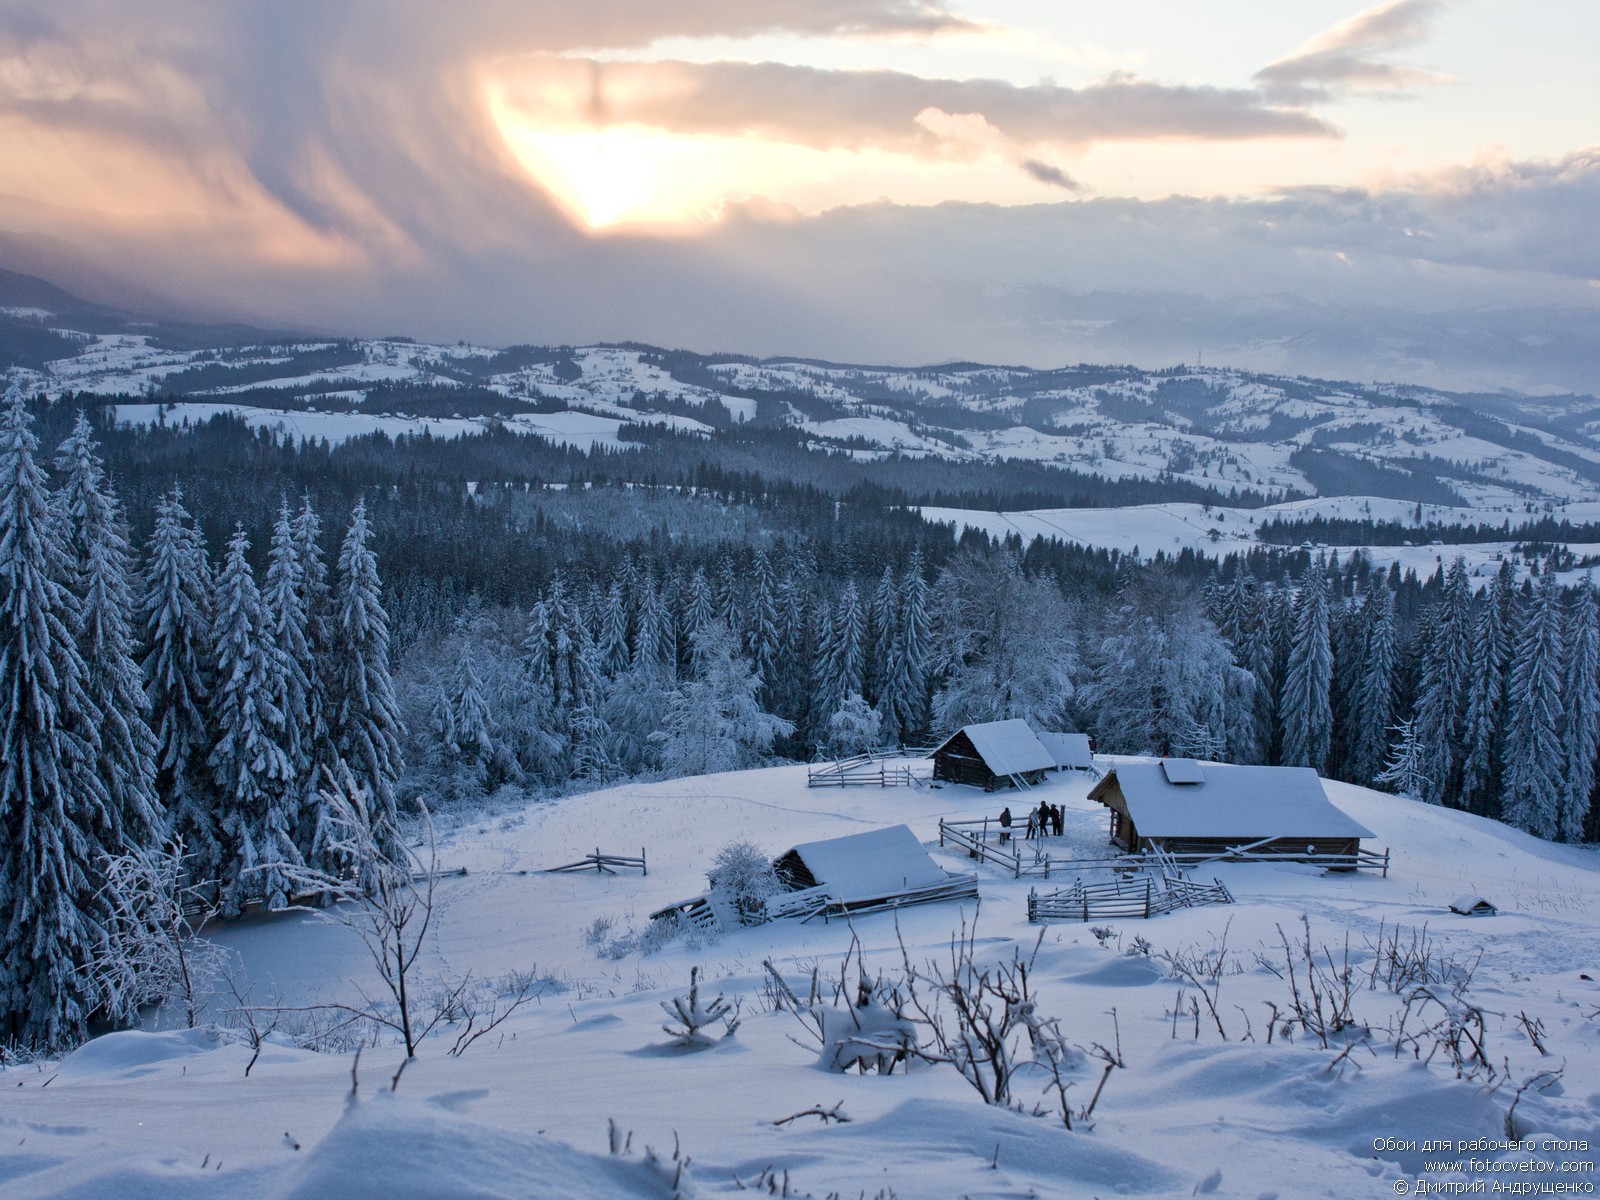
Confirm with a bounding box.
[593,912,716,960]
[817,984,917,1075]
[706,840,781,926]
[659,965,740,1048]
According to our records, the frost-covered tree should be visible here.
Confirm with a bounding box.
[291,496,336,866]
[930,550,1074,731]
[814,581,865,719]
[1501,572,1565,838]
[328,499,405,879]
[1280,561,1333,771]
[1410,559,1473,805]
[597,578,631,677]
[1347,589,1398,786]
[819,692,883,760]
[653,622,793,777]
[746,548,781,699]
[1458,573,1511,818]
[262,501,315,850]
[53,414,160,854]
[141,489,220,881]
[1376,718,1428,800]
[0,388,113,1050]
[1556,583,1600,842]
[1083,566,1251,758]
[209,525,299,914]
[879,548,932,744]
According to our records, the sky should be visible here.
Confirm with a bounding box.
[1,0,1597,392]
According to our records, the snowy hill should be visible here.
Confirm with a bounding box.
[7,763,1599,1199]
[7,271,1600,519]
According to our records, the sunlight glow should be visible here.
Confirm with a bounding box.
[489,89,1072,230]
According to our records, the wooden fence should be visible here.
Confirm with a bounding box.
[1028,874,1233,922]
[937,818,1057,879]
[544,848,648,875]
[806,748,934,789]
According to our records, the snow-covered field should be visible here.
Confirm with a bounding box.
[6,763,1599,1199]
[920,498,1600,584]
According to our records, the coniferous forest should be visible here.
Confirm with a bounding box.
[3,382,1599,1053]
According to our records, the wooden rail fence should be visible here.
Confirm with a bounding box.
[544,848,648,875]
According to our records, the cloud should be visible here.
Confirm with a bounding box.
[1018,159,1081,191]
[497,58,1336,153]
[0,1,1593,394]
[1255,0,1457,104]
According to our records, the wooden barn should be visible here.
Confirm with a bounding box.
[1087,759,1374,861]
[930,719,1055,790]
[1036,731,1094,771]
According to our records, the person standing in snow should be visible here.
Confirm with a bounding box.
[998,806,1012,845]
[1036,801,1051,840]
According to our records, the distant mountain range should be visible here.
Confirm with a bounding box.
[7,266,1600,512]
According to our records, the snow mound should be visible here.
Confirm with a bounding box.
[276,1094,690,1200]
[57,1028,229,1078]
[780,1097,1180,1193]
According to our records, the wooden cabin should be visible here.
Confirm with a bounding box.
[930,719,1055,790]
[1087,759,1373,859]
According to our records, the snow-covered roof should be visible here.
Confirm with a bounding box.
[933,719,1056,777]
[1036,731,1093,769]
[784,825,950,903]
[1090,763,1374,841]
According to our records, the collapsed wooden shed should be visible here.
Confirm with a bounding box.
[930,719,1055,790]
[1035,731,1094,771]
[767,825,979,919]
[1087,759,1375,863]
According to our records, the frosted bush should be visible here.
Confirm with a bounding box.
[707,840,781,927]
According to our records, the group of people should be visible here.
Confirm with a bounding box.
[996,800,1064,845]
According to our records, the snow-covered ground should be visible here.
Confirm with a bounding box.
[920,498,1600,585]
[6,763,1599,1198]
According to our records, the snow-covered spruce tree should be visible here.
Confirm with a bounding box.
[141,488,221,885]
[1216,573,1278,764]
[866,562,898,708]
[569,636,617,783]
[1457,573,1511,819]
[879,547,933,744]
[328,499,405,880]
[209,525,300,915]
[652,621,793,777]
[746,548,781,702]
[263,500,314,849]
[1280,559,1333,771]
[291,495,337,868]
[814,580,865,720]
[1347,589,1398,786]
[597,578,631,677]
[0,387,114,1050]
[1410,559,1474,806]
[52,413,160,855]
[681,566,714,670]
[1501,571,1565,839]
[1556,582,1600,842]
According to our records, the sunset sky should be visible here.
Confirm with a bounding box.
[1,0,1596,390]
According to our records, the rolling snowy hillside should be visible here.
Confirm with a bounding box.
[7,270,1600,520]
[5,763,1598,1199]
